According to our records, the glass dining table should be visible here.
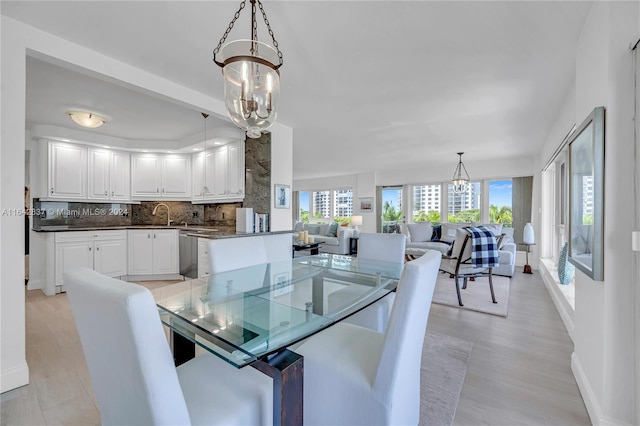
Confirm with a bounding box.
[150,253,404,426]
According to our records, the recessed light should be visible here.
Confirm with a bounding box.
[142,150,149,153]
[213,142,222,145]
[102,145,110,149]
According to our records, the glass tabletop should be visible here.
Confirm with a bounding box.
[151,254,403,367]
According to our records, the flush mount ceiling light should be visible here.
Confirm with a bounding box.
[451,152,470,193]
[213,0,283,139]
[67,110,107,128]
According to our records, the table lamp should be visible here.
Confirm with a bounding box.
[351,215,363,237]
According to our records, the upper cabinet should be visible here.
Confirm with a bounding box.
[48,142,87,199]
[130,153,191,199]
[87,148,130,201]
[192,140,245,204]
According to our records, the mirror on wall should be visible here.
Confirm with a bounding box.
[568,106,605,281]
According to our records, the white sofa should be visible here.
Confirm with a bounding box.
[404,222,516,277]
[293,222,353,255]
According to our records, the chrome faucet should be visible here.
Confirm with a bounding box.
[152,203,173,226]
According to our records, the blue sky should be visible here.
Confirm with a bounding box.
[489,180,512,207]
[300,192,309,211]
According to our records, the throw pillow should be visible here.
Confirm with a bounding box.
[326,222,338,237]
[407,222,432,242]
[558,242,575,285]
[318,224,329,236]
[306,224,321,235]
[440,223,464,243]
[293,221,304,232]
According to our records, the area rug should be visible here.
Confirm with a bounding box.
[420,332,473,426]
[432,272,510,317]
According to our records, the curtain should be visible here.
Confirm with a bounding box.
[292,191,300,223]
[512,176,533,250]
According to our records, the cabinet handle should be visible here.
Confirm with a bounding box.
[156,188,159,193]
[162,188,165,194]
[154,234,156,239]
[88,246,92,251]
[51,188,54,194]
[104,191,108,196]
[148,233,151,239]
[111,191,114,196]
[96,247,100,251]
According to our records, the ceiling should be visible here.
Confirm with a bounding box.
[2,1,593,180]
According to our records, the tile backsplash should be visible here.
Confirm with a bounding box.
[33,199,241,229]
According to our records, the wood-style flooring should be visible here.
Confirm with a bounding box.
[1,272,590,425]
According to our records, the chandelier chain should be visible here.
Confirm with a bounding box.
[213,0,247,55]
[257,0,283,66]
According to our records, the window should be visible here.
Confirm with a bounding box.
[488,179,513,227]
[412,184,441,223]
[297,189,353,224]
[381,187,402,233]
[447,182,481,223]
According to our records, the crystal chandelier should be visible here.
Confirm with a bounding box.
[213,0,283,138]
[451,152,470,193]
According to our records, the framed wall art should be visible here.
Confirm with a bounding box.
[274,184,290,209]
[359,197,373,212]
[568,106,605,281]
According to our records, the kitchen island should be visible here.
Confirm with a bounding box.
[30,224,294,295]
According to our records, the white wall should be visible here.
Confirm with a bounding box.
[538,2,640,424]
[0,16,294,392]
[270,123,293,231]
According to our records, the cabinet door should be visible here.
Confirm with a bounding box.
[110,151,130,201]
[227,141,244,197]
[162,155,191,197]
[94,239,127,277]
[192,151,205,200]
[152,230,178,274]
[127,230,154,275]
[55,241,93,286]
[213,146,229,197]
[87,148,110,200]
[131,154,162,197]
[49,142,87,199]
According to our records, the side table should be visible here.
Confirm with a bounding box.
[523,243,535,274]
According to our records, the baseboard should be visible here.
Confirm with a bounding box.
[1,361,29,393]
[121,274,183,282]
[539,260,575,340]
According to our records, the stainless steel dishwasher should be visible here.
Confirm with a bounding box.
[178,230,198,279]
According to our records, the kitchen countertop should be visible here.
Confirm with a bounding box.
[33,224,294,239]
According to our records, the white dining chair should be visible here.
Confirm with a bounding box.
[64,268,273,426]
[208,235,268,273]
[294,249,441,425]
[328,232,406,332]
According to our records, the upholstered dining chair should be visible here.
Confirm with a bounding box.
[64,268,273,426]
[439,227,497,306]
[294,249,441,425]
[327,232,406,332]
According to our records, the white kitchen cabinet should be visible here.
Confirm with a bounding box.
[192,150,216,201]
[88,148,130,201]
[197,238,210,278]
[54,230,127,291]
[227,141,244,198]
[127,229,178,276]
[48,141,87,199]
[131,153,191,199]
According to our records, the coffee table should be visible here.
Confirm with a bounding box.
[292,241,323,256]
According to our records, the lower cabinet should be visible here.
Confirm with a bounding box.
[127,229,178,276]
[54,231,127,292]
[198,238,210,278]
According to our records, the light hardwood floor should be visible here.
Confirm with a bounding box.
[1,273,589,425]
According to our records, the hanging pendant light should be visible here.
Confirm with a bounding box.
[213,0,283,138]
[451,152,470,194]
[201,112,210,196]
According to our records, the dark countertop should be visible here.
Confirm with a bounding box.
[33,224,294,239]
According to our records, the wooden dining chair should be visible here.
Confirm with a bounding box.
[327,232,406,332]
[64,268,273,425]
[294,249,441,425]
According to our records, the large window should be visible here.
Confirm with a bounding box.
[381,187,402,233]
[447,182,481,222]
[412,184,441,223]
[298,189,353,225]
[488,179,513,227]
